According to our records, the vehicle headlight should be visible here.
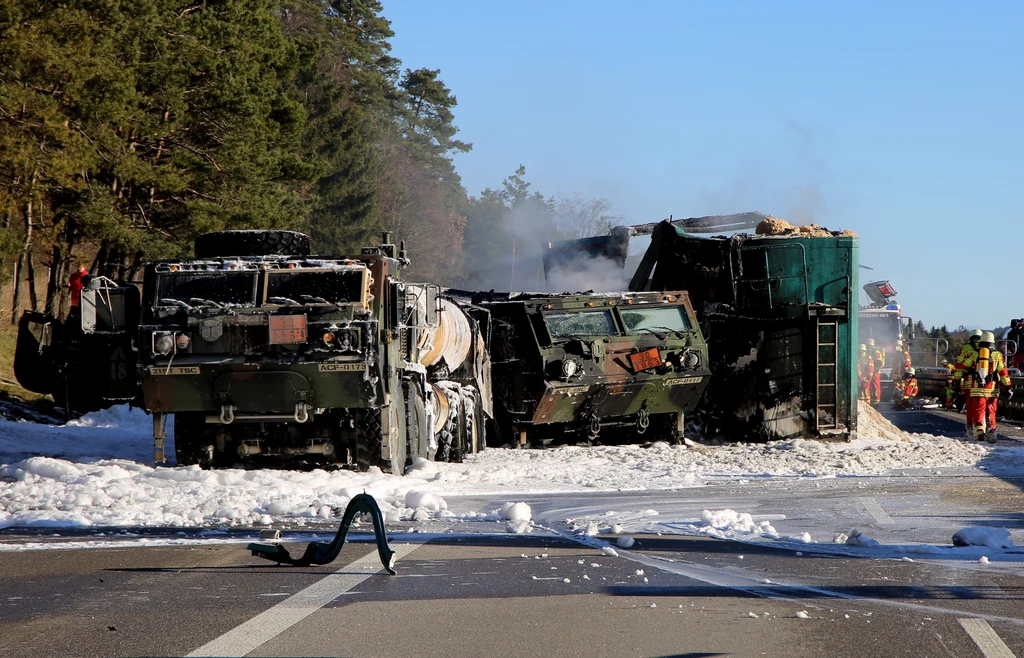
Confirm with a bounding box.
[175,333,190,351]
[154,333,175,355]
[683,350,700,369]
[560,357,583,381]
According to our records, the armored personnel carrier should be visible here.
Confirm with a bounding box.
[454,290,710,446]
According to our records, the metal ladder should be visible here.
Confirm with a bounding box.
[815,318,839,432]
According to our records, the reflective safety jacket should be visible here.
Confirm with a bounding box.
[953,343,980,379]
[961,350,1011,398]
[873,348,886,371]
[903,377,919,398]
[858,353,874,381]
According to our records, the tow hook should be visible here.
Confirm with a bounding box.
[247,493,397,574]
[294,401,309,423]
[220,404,235,424]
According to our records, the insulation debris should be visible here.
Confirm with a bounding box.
[754,216,857,238]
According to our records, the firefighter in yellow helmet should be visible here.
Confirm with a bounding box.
[961,331,1011,442]
[953,329,983,381]
[867,338,884,406]
[896,368,919,410]
[857,344,873,403]
[944,362,958,410]
[892,340,912,380]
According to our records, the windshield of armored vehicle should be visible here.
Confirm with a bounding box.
[620,306,692,334]
[157,272,258,305]
[265,269,366,306]
[544,310,616,338]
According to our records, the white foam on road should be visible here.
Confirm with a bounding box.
[0,403,996,531]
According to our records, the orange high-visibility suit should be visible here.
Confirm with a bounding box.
[858,351,873,403]
[870,347,885,405]
[960,350,1010,439]
[891,347,911,380]
[953,343,980,380]
[898,376,919,410]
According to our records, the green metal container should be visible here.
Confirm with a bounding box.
[631,222,859,440]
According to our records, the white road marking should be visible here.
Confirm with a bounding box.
[186,543,421,658]
[858,497,895,526]
[958,618,1016,658]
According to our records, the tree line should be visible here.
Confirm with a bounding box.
[0,0,620,322]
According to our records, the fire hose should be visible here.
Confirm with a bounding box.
[247,493,397,574]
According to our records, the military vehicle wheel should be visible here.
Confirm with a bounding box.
[174,412,213,467]
[354,408,385,471]
[194,230,311,258]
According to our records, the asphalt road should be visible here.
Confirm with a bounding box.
[3,407,1024,657]
[4,528,1024,658]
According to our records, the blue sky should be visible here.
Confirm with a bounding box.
[384,1,1023,329]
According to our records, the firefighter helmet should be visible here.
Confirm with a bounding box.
[969,329,983,341]
[867,338,875,347]
[905,368,915,377]
[981,331,996,347]
[860,344,867,352]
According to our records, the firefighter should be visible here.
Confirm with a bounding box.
[953,329,983,380]
[892,341,912,380]
[892,372,906,405]
[897,368,919,410]
[960,331,1011,442]
[867,338,884,406]
[944,363,958,410]
[857,344,873,403]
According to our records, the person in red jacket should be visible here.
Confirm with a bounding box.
[867,338,884,406]
[68,264,89,307]
[895,369,919,410]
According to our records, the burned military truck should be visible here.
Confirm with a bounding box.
[546,214,860,441]
[452,290,711,446]
[15,279,141,416]
[135,230,491,472]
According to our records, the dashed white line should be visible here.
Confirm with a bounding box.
[186,543,421,658]
[858,497,895,526]
[958,618,1016,658]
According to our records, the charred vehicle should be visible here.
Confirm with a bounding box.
[545,213,861,441]
[17,230,491,473]
[15,280,140,416]
[137,230,490,472]
[456,290,711,446]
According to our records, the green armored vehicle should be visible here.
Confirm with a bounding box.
[456,290,711,445]
[137,230,490,472]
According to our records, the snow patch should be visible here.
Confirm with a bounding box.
[952,527,1013,549]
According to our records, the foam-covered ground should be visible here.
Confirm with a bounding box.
[0,402,996,535]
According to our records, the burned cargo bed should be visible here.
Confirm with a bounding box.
[626,221,859,441]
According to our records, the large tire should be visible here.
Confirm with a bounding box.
[194,230,311,258]
[354,408,385,471]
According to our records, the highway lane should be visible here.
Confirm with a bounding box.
[4,473,1024,657]
[1,408,1022,656]
[4,532,1024,657]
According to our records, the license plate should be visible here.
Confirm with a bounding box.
[317,363,365,372]
[667,376,703,386]
[269,315,308,344]
[150,365,201,376]
[629,348,663,372]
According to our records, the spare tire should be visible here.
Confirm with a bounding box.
[194,230,311,258]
